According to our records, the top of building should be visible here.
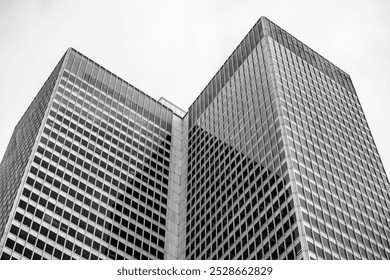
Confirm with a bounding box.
[66,47,184,123]
[188,16,352,127]
[158,97,187,118]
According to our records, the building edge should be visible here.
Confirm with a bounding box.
[0,49,70,254]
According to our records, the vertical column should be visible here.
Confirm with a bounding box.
[164,114,188,259]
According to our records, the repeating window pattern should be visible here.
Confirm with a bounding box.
[0,49,173,260]
[186,19,299,260]
[268,20,390,259]
[1,17,389,261]
[0,54,65,244]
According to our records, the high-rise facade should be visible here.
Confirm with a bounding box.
[0,17,389,260]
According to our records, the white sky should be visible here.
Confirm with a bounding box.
[0,0,389,178]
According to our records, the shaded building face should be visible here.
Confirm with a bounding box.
[1,17,389,260]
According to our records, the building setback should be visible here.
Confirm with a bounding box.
[0,17,389,260]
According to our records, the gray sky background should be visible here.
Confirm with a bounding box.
[0,0,389,177]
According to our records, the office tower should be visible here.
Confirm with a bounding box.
[0,17,389,260]
[0,48,181,260]
[185,17,390,260]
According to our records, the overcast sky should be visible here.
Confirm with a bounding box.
[0,0,389,177]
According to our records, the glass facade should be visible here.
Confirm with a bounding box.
[0,17,389,260]
[0,54,65,245]
[186,18,298,260]
[266,20,390,259]
[0,49,174,260]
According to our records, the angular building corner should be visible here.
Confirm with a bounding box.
[0,52,67,254]
[0,48,176,260]
[1,17,390,260]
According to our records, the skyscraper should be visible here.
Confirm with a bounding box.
[0,17,389,260]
